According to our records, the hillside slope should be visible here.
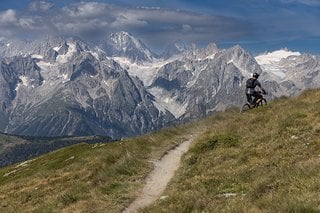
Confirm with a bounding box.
[0,89,320,212]
[146,89,320,212]
[0,121,203,212]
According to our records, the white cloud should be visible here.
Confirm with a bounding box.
[182,24,192,32]
[51,2,246,40]
[0,9,17,25]
[0,3,251,54]
[55,18,110,34]
[61,2,111,18]
[29,1,54,12]
[19,18,36,29]
[0,2,253,49]
[110,15,148,28]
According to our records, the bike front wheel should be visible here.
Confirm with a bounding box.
[240,103,251,113]
[256,98,267,107]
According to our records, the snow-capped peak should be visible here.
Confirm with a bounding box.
[255,49,302,80]
[107,31,149,54]
[102,31,155,63]
[108,31,136,48]
[255,48,301,65]
[56,42,77,64]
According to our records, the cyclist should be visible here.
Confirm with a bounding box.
[245,72,266,106]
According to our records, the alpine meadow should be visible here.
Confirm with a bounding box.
[0,89,319,212]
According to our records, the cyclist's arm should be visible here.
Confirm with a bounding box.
[258,85,267,94]
[256,80,266,94]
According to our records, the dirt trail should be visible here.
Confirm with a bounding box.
[123,135,195,213]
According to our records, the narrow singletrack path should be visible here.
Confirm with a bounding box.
[123,135,196,213]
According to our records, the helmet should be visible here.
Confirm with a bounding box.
[253,72,260,78]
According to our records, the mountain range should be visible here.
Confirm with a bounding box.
[0,32,319,139]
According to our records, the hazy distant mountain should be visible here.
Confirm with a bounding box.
[162,40,191,59]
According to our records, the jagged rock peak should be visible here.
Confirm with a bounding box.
[200,43,219,58]
[0,35,91,59]
[224,44,255,60]
[102,31,155,63]
[229,44,246,53]
[181,42,219,60]
[107,31,135,47]
[206,43,218,51]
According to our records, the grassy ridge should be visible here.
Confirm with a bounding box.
[0,135,112,168]
[0,123,202,212]
[144,89,320,212]
[1,89,319,212]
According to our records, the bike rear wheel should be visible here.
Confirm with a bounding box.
[240,103,251,113]
[256,98,267,107]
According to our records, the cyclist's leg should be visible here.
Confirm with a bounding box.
[252,92,262,105]
[252,94,257,105]
[246,93,252,104]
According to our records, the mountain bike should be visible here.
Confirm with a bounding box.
[240,91,267,113]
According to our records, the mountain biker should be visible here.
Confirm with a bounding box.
[245,72,266,105]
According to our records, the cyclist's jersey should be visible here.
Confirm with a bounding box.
[245,78,261,94]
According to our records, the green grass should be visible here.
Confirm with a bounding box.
[1,89,320,212]
[0,123,202,212]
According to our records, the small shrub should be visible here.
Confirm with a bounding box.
[34,205,54,213]
[193,137,219,153]
[59,192,79,206]
[192,133,240,154]
[58,183,89,206]
[186,155,198,165]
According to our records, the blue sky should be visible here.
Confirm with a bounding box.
[0,0,319,55]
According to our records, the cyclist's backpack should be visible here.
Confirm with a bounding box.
[246,78,256,88]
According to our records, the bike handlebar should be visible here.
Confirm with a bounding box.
[257,91,268,95]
